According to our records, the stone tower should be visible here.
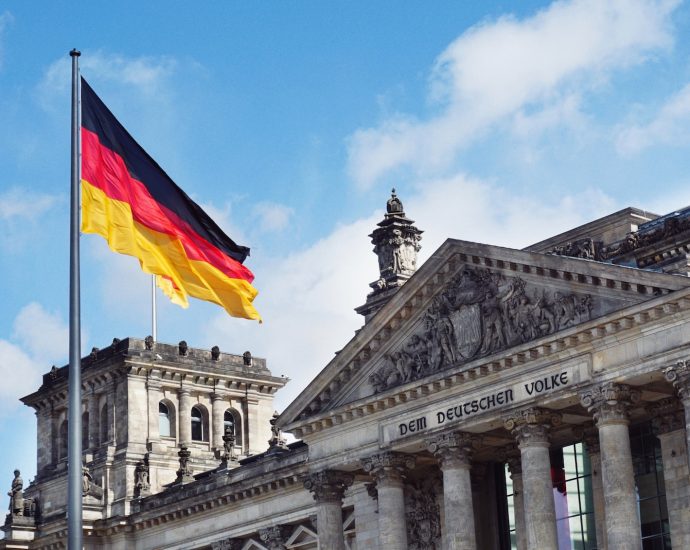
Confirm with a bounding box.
[16,337,287,532]
[356,189,423,321]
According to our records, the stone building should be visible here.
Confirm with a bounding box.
[5,192,690,549]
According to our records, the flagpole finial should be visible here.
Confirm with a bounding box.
[70,48,81,57]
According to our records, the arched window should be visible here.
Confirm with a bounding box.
[59,420,68,459]
[224,409,243,447]
[100,403,109,444]
[82,412,89,449]
[159,402,172,437]
[191,406,204,441]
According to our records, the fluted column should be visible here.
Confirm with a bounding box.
[146,372,161,444]
[303,470,354,550]
[211,393,226,450]
[178,387,191,445]
[504,451,527,550]
[362,452,415,550]
[582,426,606,550]
[581,382,641,550]
[649,397,690,549]
[665,360,690,473]
[427,431,478,550]
[504,407,561,550]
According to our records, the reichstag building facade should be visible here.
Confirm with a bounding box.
[4,192,690,549]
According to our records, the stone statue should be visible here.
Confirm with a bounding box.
[370,265,594,392]
[144,335,154,350]
[211,346,221,360]
[8,470,24,516]
[178,340,188,356]
[175,445,194,484]
[267,411,288,454]
[243,351,252,366]
[134,454,150,497]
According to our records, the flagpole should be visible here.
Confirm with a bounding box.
[68,48,83,550]
[152,275,157,341]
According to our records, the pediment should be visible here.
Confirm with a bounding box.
[279,239,690,429]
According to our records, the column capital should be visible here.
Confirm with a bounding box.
[647,397,685,435]
[504,407,561,447]
[498,446,522,475]
[258,525,287,549]
[361,451,415,484]
[178,386,191,397]
[665,360,690,401]
[580,382,640,426]
[303,470,354,503]
[426,431,479,469]
[211,392,226,403]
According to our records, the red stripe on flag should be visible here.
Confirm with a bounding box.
[82,127,254,284]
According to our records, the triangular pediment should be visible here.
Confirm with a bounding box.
[279,239,690,429]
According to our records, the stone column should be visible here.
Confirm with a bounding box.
[211,393,225,451]
[146,372,160,445]
[504,407,561,550]
[427,431,478,550]
[581,382,641,550]
[504,451,527,550]
[88,387,100,450]
[178,387,191,445]
[36,406,54,472]
[664,360,690,473]
[103,382,116,445]
[303,470,354,550]
[362,452,415,550]
[581,427,606,550]
[649,397,690,549]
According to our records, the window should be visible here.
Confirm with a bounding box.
[159,402,171,437]
[100,403,109,444]
[191,406,204,441]
[630,422,671,549]
[59,420,68,459]
[224,408,242,447]
[82,412,89,449]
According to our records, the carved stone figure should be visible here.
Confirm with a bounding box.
[174,445,194,484]
[8,470,23,516]
[178,340,188,356]
[267,411,288,453]
[405,476,442,549]
[243,351,252,366]
[144,335,154,350]
[211,346,221,360]
[134,454,150,497]
[370,266,594,392]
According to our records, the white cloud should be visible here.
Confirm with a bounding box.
[203,173,618,411]
[39,50,177,99]
[252,202,294,233]
[0,303,70,413]
[348,0,679,188]
[0,187,60,252]
[615,82,690,154]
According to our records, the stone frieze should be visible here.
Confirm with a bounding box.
[370,266,592,392]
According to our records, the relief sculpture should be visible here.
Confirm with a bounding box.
[370,267,592,392]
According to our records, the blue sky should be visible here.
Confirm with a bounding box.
[2,0,690,509]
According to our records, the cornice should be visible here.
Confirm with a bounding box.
[279,241,689,430]
[283,285,690,438]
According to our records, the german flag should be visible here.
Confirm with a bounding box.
[80,77,260,321]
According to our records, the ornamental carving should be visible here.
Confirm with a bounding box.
[362,452,415,484]
[303,470,354,503]
[405,476,442,550]
[580,382,640,425]
[175,445,194,484]
[504,407,562,446]
[647,397,685,435]
[549,238,601,260]
[426,431,479,469]
[664,360,690,400]
[211,539,242,550]
[259,526,287,549]
[370,266,593,392]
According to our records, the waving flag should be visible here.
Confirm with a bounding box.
[80,77,260,321]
